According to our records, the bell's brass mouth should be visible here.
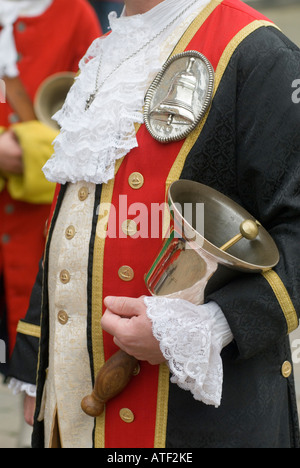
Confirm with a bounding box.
[168,180,279,271]
[145,180,280,302]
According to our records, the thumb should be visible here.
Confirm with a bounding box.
[104,296,144,318]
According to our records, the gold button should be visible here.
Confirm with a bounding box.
[60,270,71,284]
[57,310,69,325]
[119,408,135,423]
[281,361,292,378]
[65,225,76,240]
[118,266,134,282]
[78,186,89,201]
[128,172,144,190]
[121,220,138,237]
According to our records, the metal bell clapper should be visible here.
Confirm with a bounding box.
[219,219,261,252]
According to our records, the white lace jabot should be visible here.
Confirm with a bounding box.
[42,0,211,185]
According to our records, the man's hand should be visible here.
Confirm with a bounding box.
[0,130,23,174]
[24,394,36,427]
[101,296,166,366]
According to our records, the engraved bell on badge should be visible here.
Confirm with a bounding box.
[150,57,197,126]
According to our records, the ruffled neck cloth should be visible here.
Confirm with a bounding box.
[43,0,210,185]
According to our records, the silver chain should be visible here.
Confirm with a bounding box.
[85,0,201,111]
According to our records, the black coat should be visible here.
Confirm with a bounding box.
[169,25,300,448]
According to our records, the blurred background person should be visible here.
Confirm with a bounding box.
[0,0,101,446]
[89,0,124,31]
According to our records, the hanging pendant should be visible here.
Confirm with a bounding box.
[85,93,96,111]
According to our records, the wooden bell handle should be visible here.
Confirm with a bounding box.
[81,350,138,417]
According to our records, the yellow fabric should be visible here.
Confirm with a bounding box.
[0,121,58,204]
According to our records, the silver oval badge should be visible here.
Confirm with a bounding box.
[144,51,215,143]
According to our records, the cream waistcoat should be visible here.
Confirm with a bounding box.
[44,182,96,448]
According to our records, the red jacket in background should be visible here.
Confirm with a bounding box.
[0,0,101,355]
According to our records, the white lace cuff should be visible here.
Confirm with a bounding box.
[144,297,233,408]
[8,378,37,398]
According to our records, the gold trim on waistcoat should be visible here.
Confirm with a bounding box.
[262,270,299,334]
[92,158,125,448]
[154,363,170,448]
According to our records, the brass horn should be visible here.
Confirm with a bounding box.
[34,72,76,130]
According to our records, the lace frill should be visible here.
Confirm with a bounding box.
[43,13,162,185]
[144,297,233,407]
[8,378,37,398]
[42,0,211,185]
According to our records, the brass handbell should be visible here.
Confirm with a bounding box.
[150,57,197,126]
[145,180,280,304]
